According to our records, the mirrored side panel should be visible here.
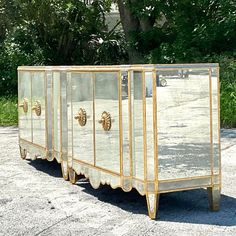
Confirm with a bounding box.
[145,71,155,182]
[18,71,32,142]
[121,71,130,177]
[95,72,120,173]
[211,67,220,176]
[32,71,46,147]
[157,68,211,180]
[72,73,94,165]
[133,71,144,180]
[53,72,61,159]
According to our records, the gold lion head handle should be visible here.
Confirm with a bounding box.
[74,108,89,126]
[32,100,41,116]
[98,111,114,131]
[19,98,28,113]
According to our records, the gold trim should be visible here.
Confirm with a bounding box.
[128,70,133,177]
[31,72,33,143]
[159,175,212,183]
[73,158,120,176]
[209,68,213,186]
[158,184,216,194]
[20,138,47,151]
[217,67,222,188]
[152,69,158,193]
[93,72,96,167]
[118,71,123,177]
[142,71,147,193]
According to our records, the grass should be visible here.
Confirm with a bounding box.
[0,96,18,126]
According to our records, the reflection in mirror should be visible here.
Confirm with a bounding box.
[72,73,94,165]
[53,72,60,154]
[157,68,212,180]
[32,72,45,147]
[121,71,130,176]
[95,72,120,173]
[145,71,155,181]
[19,71,32,142]
[133,71,144,180]
[211,68,220,175]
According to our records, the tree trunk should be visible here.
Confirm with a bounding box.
[117,0,143,63]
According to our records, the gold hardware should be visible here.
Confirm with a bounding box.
[74,108,87,126]
[19,98,28,113]
[98,111,113,131]
[32,101,41,116]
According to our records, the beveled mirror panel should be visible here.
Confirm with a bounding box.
[145,71,155,181]
[94,72,120,173]
[211,68,220,175]
[32,72,45,147]
[157,68,211,180]
[18,71,32,142]
[53,72,60,155]
[133,71,144,180]
[72,73,94,165]
[121,71,130,176]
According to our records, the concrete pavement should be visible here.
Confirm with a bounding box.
[0,127,235,236]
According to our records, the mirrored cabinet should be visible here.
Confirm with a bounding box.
[18,64,221,219]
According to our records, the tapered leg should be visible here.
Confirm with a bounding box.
[19,146,27,159]
[146,193,159,219]
[61,161,69,180]
[207,186,221,211]
[68,168,78,184]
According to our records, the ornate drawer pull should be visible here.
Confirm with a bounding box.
[74,108,88,127]
[19,98,28,113]
[32,101,41,116]
[98,111,114,131]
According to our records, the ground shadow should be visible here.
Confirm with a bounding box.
[80,180,236,226]
[25,159,236,226]
[27,159,62,178]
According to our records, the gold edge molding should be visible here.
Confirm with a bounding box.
[20,138,46,151]
[152,69,158,193]
[142,71,148,192]
[209,68,214,187]
[217,67,222,188]
[118,71,123,177]
[128,70,133,177]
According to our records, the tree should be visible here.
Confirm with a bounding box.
[117,0,236,63]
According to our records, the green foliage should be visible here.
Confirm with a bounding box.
[0,96,18,126]
[0,0,127,96]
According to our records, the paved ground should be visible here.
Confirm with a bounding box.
[0,127,235,236]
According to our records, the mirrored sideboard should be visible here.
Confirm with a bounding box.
[18,64,221,219]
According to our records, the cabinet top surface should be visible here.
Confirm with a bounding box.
[18,63,219,71]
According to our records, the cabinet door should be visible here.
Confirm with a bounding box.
[18,71,32,142]
[94,72,120,174]
[72,73,94,165]
[32,72,46,147]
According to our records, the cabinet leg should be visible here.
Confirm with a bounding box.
[61,161,69,181]
[146,193,159,219]
[19,146,27,159]
[207,186,221,211]
[69,168,78,184]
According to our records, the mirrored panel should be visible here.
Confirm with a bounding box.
[18,71,32,142]
[32,72,45,147]
[72,73,94,164]
[211,68,220,175]
[133,71,144,180]
[121,71,130,176]
[157,68,211,180]
[95,72,120,173]
[145,71,155,181]
[53,72,60,153]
